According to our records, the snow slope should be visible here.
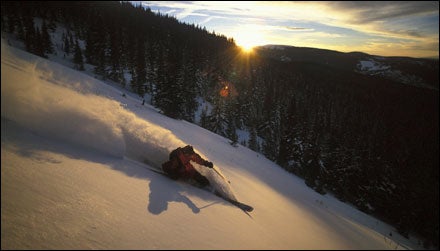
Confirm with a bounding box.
[1,39,422,249]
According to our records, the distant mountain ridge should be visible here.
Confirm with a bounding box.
[257,44,439,90]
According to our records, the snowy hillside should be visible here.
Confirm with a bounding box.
[355,57,435,89]
[259,44,439,90]
[1,39,423,249]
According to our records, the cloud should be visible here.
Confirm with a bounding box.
[284,27,315,32]
[383,28,424,38]
[164,9,177,15]
[176,10,208,19]
[326,1,439,24]
[318,1,439,41]
[199,15,228,24]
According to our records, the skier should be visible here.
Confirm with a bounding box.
[161,145,254,212]
[162,145,213,187]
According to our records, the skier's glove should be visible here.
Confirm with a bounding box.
[205,161,213,168]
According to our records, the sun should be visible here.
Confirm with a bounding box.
[240,44,254,53]
[236,37,259,53]
[232,24,266,53]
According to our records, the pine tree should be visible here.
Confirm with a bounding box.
[226,114,239,146]
[200,105,209,128]
[41,20,53,54]
[93,27,107,78]
[34,27,45,58]
[176,47,198,121]
[84,29,93,63]
[108,24,124,85]
[205,95,228,135]
[277,97,297,168]
[16,19,25,40]
[73,40,84,70]
[145,42,157,94]
[248,127,259,152]
[85,14,106,66]
[6,9,17,33]
[225,96,239,146]
[154,43,186,119]
[262,103,281,161]
[63,34,70,55]
[1,1,20,33]
[69,32,74,46]
[23,16,35,53]
[94,48,106,78]
[131,37,146,97]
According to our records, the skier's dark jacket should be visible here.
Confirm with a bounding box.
[162,145,213,187]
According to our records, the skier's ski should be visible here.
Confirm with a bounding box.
[224,197,254,212]
[143,163,253,212]
[205,164,253,212]
[125,157,253,213]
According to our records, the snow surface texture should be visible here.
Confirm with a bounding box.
[1,38,422,249]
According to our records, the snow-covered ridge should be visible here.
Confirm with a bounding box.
[259,43,437,90]
[261,44,287,50]
[357,59,391,72]
[356,57,434,89]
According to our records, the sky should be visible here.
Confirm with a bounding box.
[2,37,422,249]
[138,1,439,58]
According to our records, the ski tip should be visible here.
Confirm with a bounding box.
[243,204,253,212]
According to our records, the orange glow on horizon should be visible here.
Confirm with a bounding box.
[240,45,254,53]
[232,24,265,54]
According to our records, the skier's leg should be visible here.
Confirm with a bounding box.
[193,171,210,187]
